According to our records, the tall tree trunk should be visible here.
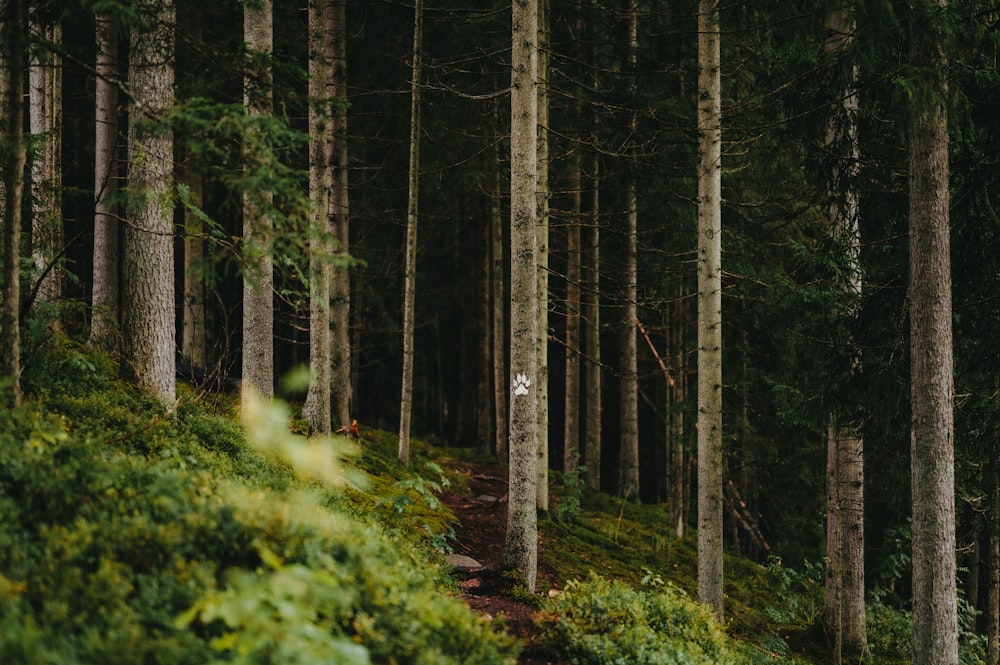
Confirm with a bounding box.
[330,0,352,428]
[124,0,176,405]
[241,0,274,408]
[503,0,539,594]
[303,0,333,434]
[1,0,27,407]
[181,152,206,372]
[584,153,602,491]
[492,117,508,458]
[697,0,724,618]
[668,285,686,537]
[909,1,957,662]
[29,12,61,306]
[91,13,119,350]
[535,0,550,511]
[822,8,866,659]
[477,215,494,454]
[618,0,640,500]
[989,472,1000,665]
[398,0,423,467]
[564,147,582,475]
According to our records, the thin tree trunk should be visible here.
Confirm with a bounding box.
[181,154,206,372]
[535,0,550,511]
[330,0,352,428]
[91,13,119,350]
[909,1,957,662]
[492,120,508,459]
[478,212,494,454]
[303,0,333,434]
[697,0,724,618]
[823,8,866,658]
[124,0,176,405]
[564,147,582,475]
[503,0,539,593]
[618,0,640,500]
[668,286,686,537]
[584,153,602,491]
[989,473,999,665]
[29,14,62,305]
[398,0,422,467]
[241,0,274,408]
[1,0,27,407]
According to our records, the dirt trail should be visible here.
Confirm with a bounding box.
[438,459,564,665]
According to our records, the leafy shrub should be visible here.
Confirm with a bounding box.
[865,602,910,665]
[0,345,518,665]
[537,573,735,665]
[763,557,824,627]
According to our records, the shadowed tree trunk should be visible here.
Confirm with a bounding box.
[29,11,62,306]
[477,212,494,454]
[1,0,27,407]
[908,1,957,662]
[536,0,550,511]
[989,471,1000,665]
[330,0,352,428]
[584,152,602,491]
[697,0,724,618]
[398,0,423,467]
[91,13,120,350]
[822,7,866,660]
[618,0,639,499]
[181,153,206,373]
[564,146,582,476]
[492,116,507,459]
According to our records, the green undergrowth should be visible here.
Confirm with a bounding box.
[0,339,516,664]
[531,467,983,664]
[536,475,815,663]
[5,337,974,665]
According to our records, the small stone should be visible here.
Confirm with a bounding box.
[476,494,499,505]
[446,554,483,573]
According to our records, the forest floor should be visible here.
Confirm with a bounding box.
[438,458,566,665]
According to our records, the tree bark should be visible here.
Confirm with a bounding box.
[492,117,508,459]
[29,13,62,306]
[564,146,582,476]
[1,0,27,407]
[697,0,724,618]
[181,152,206,372]
[477,211,494,454]
[91,13,120,350]
[535,0,550,511]
[822,8,866,658]
[241,0,274,408]
[303,0,333,434]
[989,474,1000,665]
[618,0,640,500]
[668,286,686,537]
[330,0,352,428]
[503,0,539,594]
[124,0,176,405]
[398,0,423,467]
[584,153,602,492]
[909,1,957,662]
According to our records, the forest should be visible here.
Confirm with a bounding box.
[1,0,999,662]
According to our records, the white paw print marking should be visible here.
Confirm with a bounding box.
[513,373,531,396]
